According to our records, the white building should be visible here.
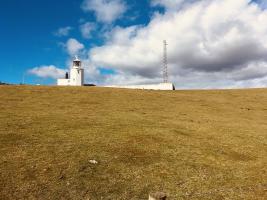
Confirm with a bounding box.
[104,41,175,90]
[105,83,175,90]
[57,56,84,86]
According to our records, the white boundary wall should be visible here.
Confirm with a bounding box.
[57,79,71,86]
[104,83,175,90]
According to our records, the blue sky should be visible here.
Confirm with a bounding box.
[1,0,267,88]
[0,0,152,84]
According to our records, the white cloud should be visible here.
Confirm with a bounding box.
[151,0,186,10]
[80,22,96,39]
[256,0,267,9]
[29,39,85,81]
[54,26,73,37]
[81,0,126,23]
[66,38,85,56]
[84,0,267,88]
[28,65,66,79]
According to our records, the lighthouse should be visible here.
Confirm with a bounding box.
[57,56,84,86]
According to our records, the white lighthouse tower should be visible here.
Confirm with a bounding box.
[70,56,84,86]
[57,56,84,86]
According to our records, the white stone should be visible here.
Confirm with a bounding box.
[89,160,98,164]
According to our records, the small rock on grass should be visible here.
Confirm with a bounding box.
[89,160,98,164]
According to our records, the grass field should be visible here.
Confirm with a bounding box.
[0,86,266,199]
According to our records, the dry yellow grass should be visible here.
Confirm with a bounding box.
[0,85,266,199]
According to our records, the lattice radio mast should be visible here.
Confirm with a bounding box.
[163,40,168,83]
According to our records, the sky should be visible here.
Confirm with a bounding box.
[1,0,267,89]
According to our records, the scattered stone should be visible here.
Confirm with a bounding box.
[149,192,167,200]
[89,160,98,164]
[59,174,65,180]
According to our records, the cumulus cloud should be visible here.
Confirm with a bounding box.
[81,0,126,23]
[54,26,73,37]
[151,0,186,10]
[66,38,84,56]
[256,0,267,9]
[85,0,267,88]
[28,65,66,79]
[80,22,96,39]
[28,39,85,81]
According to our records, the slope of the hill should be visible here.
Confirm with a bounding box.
[0,86,266,199]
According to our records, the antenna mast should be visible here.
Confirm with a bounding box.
[163,40,168,83]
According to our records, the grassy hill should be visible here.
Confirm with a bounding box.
[0,86,266,199]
